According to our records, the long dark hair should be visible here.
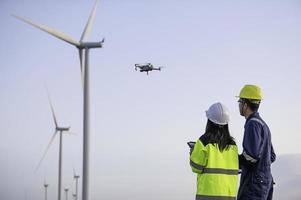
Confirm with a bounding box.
[204,119,236,151]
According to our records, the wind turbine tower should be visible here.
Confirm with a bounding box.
[44,182,49,200]
[13,1,104,200]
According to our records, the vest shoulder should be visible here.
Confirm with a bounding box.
[199,134,237,147]
[199,134,210,146]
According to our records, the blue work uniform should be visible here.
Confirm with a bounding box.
[237,112,276,200]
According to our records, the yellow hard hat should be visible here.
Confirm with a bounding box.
[237,84,263,100]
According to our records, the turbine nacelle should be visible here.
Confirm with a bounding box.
[78,39,104,49]
[56,127,70,132]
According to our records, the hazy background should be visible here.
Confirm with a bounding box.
[1,0,301,199]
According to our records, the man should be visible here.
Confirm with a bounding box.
[237,85,276,200]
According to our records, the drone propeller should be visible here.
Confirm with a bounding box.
[159,66,165,71]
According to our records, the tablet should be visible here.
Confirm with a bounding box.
[187,141,196,148]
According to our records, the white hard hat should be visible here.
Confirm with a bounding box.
[205,102,230,125]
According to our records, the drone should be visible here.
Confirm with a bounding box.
[135,63,163,75]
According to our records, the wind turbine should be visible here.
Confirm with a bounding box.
[64,187,69,200]
[73,168,80,200]
[13,1,104,200]
[43,180,49,200]
[36,89,72,200]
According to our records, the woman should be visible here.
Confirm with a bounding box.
[190,102,239,200]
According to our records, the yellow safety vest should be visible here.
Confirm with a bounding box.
[190,139,239,200]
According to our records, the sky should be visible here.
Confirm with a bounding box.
[1,0,301,199]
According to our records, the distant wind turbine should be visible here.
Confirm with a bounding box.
[36,89,72,200]
[13,1,104,200]
[73,168,80,200]
[64,187,69,200]
[43,180,49,200]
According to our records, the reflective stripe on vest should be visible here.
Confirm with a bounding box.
[190,160,238,175]
[190,160,205,171]
[196,195,236,200]
[203,168,238,175]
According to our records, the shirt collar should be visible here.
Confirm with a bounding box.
[245,112,260,124]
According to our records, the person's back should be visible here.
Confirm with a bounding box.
[236,85,276,200]
[238,112,275,200]
[190,103,239,200]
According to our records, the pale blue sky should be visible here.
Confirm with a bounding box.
[1,0,301,200]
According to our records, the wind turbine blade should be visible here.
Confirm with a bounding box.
[35,131,58,172]
[12,14,80,46]
[80,0,99,42]
[45,87,59,128]
[78,49,85,87]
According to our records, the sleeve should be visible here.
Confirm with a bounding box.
[190,139,207,174]
[240,120,263,167]
[271,144,276,163]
